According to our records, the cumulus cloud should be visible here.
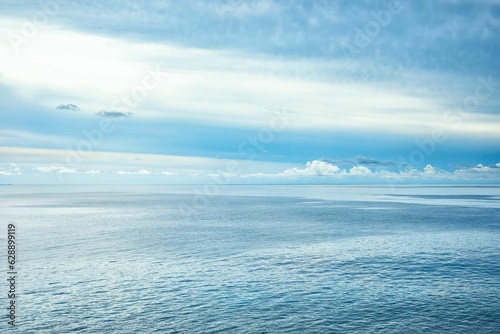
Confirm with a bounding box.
[84,169,101,174]
[452,164,500,179]
[281,160,341,177]
[368,164,500,181]
[348,165,372,176]
[423,164,436,175]
[96,110,133,118]
[473,164,490,171]
[34,166,78,174]
[56,104,80,111]
[244,160,377,178]
[0,163,21,175]
[279,160,377,178]
[243,160,500,182]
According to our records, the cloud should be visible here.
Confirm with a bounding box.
[3,20,498,139]
[423,164,437,175]
[348,165,372,176]
[366,163,500,181]
[355,156,400,167]
[278,161,374,178]
[206,0,279,19]
[204,172,237,179]
[0,147,289,178]
[281,160,341,177]
[159,171,178,176]
[243,160,500,182]
[56,104,80,111]
[84,169,101,174]
[247,160,376,178]
[96,111,133,118]
[32,166,100,174]
[116,169,152,175]
[452,164,500,179]
[0,163,21,175]
[34,166,78,174]
[321,156,400,167]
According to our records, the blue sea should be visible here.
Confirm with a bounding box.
[1,185,499,333]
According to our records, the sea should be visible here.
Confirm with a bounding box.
[1,185,499,333]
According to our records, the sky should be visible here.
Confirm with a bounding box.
[0,0,499,185]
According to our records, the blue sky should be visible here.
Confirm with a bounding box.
[0,0,499,184]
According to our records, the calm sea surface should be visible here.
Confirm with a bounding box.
[1,185,499,333]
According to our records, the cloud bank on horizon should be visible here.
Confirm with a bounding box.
[0,0,499,184]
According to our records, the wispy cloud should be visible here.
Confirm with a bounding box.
[0,1,499,184]
[96,111,133,118]
[204,0,280,19]
[56,104,80,111]
[2,21,498,137]
[321,156,400,167]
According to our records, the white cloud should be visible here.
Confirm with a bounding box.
[281,160,341,177]
[278,161,374,178]
[34,166,78,174]
[159,171,179,176]
[1,18,498,137]
[0,163,21,175]
[116,171,132,175]
[348,165,372,176]
[473,164,490,171]
[84,169,101,174]
[452,164,500,179]
[370,164,500,181]
[423,164,436,175]
[243,160,500,182]
[4,146,500,184]
[0,146,289,177]
[377,168,449,181]
[116,169,152,175]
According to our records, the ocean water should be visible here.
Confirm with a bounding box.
[1,185,499,333]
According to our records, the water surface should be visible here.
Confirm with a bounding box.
[1,185,499,333]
